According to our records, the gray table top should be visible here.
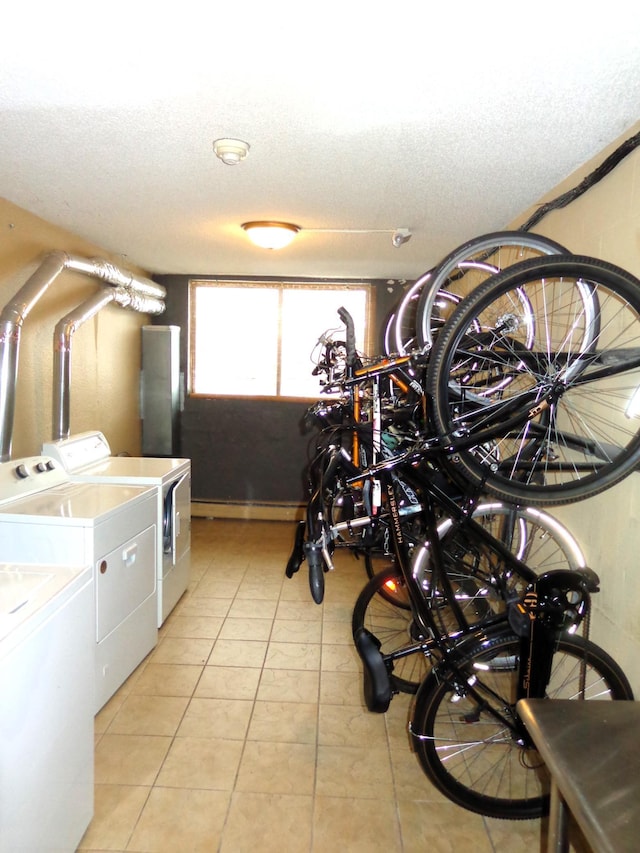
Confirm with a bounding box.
[518,699,640,853]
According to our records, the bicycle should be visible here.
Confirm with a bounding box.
[287,309,427,598]
[347,457,632,819]
[424,254,640,505]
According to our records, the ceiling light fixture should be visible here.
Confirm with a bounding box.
[241,221,300,250]
[213,138,250,165]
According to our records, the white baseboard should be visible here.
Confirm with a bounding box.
[191,501,305,522]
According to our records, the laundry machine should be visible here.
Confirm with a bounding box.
[43,431,191,626]
[0,455,158,712]
[0,560,94,852]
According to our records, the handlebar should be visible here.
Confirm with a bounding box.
[337,306,357,371]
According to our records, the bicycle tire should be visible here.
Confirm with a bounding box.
[426,254,640,505]
[410,626,633,819]
[415,231,570,351]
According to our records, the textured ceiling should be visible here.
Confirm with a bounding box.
[1,2,639,281]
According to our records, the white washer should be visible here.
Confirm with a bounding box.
[0,456,158,712]
[43,431,191,626]
[0,561,94,852]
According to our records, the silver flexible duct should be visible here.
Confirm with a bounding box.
[52,287,165,441]
[0,252,167,461]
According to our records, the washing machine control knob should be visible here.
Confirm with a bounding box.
[35,460,52,473]
[15,463,29,479]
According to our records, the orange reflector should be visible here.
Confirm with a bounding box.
[384,580,398,593]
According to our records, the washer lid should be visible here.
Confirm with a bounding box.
[75,455,191,485]
[0,481,156,525]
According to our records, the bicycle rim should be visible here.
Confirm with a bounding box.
[386,271,432,356]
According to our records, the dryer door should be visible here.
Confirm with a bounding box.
[163,472,191,566]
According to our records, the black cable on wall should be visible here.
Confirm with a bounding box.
[519,129,640,232]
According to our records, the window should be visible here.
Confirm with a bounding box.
[190,280,372,398]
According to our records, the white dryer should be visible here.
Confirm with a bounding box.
[43,431,191,626]
[1,560,94,851]
[0,455,158,712]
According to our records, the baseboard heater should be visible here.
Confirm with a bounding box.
[191,501,305,522]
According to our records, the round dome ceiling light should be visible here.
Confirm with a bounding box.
[241,221,300,250]
[212,138,250,165]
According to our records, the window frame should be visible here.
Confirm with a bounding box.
[188,278,375,401]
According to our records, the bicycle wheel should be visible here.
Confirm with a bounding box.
[427,255,640,505]
[415,231,570,351]
[410,627,633,819]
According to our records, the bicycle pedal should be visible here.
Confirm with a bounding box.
[462,709,481,723]
[507,599,534,637]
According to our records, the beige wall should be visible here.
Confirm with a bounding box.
[510,119,640,694]
[0,197,152,459]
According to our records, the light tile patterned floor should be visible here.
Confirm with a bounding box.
[79,517,547,852]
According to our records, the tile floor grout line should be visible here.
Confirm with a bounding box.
[206,546,254,853]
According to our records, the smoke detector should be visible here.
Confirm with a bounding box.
[213,138,250,165]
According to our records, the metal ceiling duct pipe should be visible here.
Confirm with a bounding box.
[53,287,165,442]
[0,251,166,461]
